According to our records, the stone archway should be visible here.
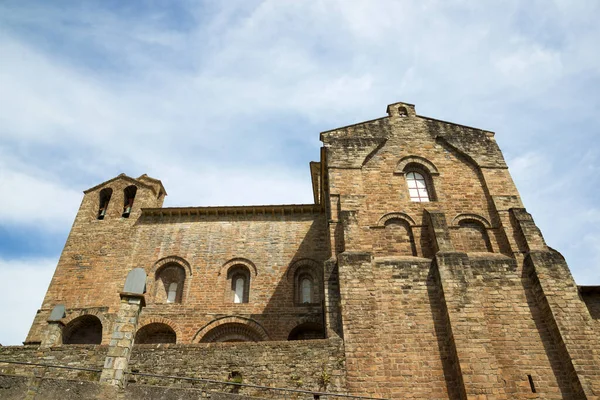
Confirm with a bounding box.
[200,323,263,343]
[135,323,177,344]
[193,316,270,343]
[62,315,102,344]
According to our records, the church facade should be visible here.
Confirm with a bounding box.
[19,102,600,398]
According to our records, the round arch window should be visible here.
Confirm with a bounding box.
[406,171,431,202]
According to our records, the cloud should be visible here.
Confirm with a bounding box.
[0,153,81,231]
[0,257,56,345]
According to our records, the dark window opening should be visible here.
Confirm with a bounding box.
[62,315,102,344]
[527,374,536,393]
[98,188,112,220]
[135,323,176,344]
[122,185,137,218]
[288,322,325,341]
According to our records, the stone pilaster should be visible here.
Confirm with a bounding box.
[512,208,600,398]
[427,209,507,398]
[339,210,360,252]
[323,258,342,338]
[435,252,507,399]
[39,321,63,348]
[425,209,454,252]
[99,293,145,387]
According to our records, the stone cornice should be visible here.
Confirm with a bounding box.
[141,203,323,217]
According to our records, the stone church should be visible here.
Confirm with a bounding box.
[2,102,599,399]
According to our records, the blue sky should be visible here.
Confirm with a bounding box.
[1,0,599,345]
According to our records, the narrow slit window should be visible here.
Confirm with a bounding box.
[527,374,536,393]
[301,278,313,303]
[167,282,178,303]
[228,265,250,304]
[234,276,245,303]
[406,171,430,202]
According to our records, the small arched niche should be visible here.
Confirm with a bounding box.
[97,188,113,220]
[135,323,176,344]
[288,322,325,341]
[373,218,417,257]
[456,219,492,253]
[62,315,103,344]
[122,185,138,218]
[155,263,186,304]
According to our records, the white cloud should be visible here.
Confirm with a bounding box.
[0,257,56,345]
[0,156,81,231]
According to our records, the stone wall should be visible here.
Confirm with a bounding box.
[337,253,457,399]
[129,339,346,396]
[466,255,576,398]
[321,102,511,260]
[0,345,106,381]
[28,210,329,344]
[0,339,346,398]
[0,375,292,400]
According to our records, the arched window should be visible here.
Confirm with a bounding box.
[62,315,103,344]
[122,185,137,218]
[293,264,321,306]
[228,265,250,304]
[406,171,431,202]
[98,188,112,220]
[233,276,245,303]
[288,322,325,341]
[135,323,176,344]
[167,282,178,303]
[155,264,185,304]
[301,277,313,303]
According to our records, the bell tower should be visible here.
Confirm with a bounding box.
[24,173,166,345]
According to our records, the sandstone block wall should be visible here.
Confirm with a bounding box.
[0,345,106,380]
[28,208,329,344]
[337,253,458,399]
[129,339,346,395]
[0,339,346,399]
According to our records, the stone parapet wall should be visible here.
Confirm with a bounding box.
[0,339,346,398]
[0,345,106,380]
[129,338,346,395]
[0,375,277,400]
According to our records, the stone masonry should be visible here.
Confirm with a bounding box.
[2,101,598,399]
